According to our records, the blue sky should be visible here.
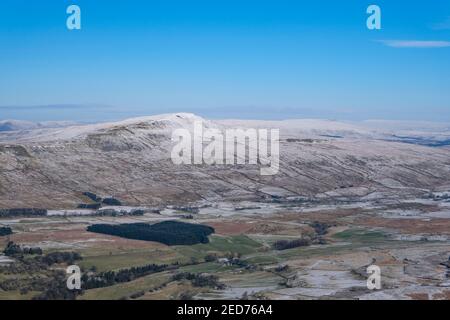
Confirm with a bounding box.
[0,0,449,121]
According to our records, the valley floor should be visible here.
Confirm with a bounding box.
[1,194,449,300]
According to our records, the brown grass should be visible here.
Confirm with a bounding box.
[355,217,450,235]
[205,221,255,235]
[10,227,166,250]
[432,290,450,300]
[407,293,429,300]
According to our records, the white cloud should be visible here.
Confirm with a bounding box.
[377,40,450,48]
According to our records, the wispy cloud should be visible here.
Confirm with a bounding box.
[377,40,450,48]
[0,104,113,111]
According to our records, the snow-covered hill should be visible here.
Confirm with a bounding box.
[0,113,449,208]
[2,115,449,145]
[0,119,79,132]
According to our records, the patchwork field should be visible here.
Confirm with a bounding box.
[1,195,449,300]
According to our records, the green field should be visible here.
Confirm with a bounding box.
[0,290,38,300]
[78,248,183,272]
[80,271,172,300]
[332,228,389,243]
[173,234,263,260]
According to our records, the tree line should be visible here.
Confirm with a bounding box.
[82,263,174,289]
[87,221,215,245]
[0,208,47,218]
[0,226,12,236]
[273,238,311,250]
[171,272,225,289]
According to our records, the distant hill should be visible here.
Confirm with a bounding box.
[0,113,450,209]
[0,120,79,132]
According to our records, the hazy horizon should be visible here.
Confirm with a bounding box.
[1,103,450,123]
